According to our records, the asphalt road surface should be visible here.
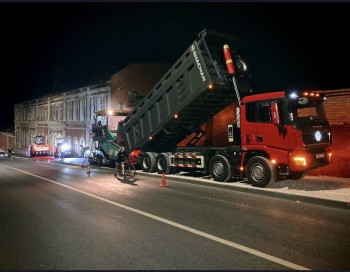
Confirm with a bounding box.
[0,157,349,270]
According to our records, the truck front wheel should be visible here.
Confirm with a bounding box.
[156,153,172,174]
[246,156,277,187]
[142,152,156,173]
[209,155,231,182]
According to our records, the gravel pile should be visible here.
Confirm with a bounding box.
[172,171,350,204]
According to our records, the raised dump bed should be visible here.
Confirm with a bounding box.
[118,29,250,154]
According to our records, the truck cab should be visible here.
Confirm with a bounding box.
[240,90,331,186]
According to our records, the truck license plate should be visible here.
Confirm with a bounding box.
[316,153,325,159]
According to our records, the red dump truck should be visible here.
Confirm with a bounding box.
[117,29,332,187]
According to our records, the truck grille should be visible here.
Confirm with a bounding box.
[302,132,329,145]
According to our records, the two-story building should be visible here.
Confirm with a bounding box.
[14,63,170,156]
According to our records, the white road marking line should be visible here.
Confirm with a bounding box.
[2,164,309,270]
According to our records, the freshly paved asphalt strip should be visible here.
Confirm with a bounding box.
[136,172,350,210]
[49,157,350,210]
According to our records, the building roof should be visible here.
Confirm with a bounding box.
[110,63,171,95]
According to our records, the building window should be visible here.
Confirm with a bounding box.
[50,106,54,121]
[128,91,144,107]
[59,104,63,120]
[91,97,97,115]
[82,99,87,121]
[43,106,48,121]
[51,104,58,121]
[67,101,73,121]
[100,96,106,110]
[73,100,79,121]
[56,104,60,121]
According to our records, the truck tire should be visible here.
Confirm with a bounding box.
[142,152,156,173]
[156,153,172,174]
[209,155,231,182]
[246,156,277,187]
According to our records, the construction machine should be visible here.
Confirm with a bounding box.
[29,135,51,156]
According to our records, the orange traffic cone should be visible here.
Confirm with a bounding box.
[87,164,91,176]
[160,172,168,187]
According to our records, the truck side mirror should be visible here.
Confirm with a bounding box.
[271,102,280,125]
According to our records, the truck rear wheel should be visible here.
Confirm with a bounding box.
[246,156,277,187]
[156,153,172,174]
[142,152,156,172]
[209,155,231,182]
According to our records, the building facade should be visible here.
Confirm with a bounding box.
[0,131,15,152]
[14,63,171,156]
[14,82,111,156]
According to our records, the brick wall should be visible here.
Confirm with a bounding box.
[309,124,350,177]
[110,63,171,112]
[0,132,15,151]
[323,91,350,125]
[308,91,350,177]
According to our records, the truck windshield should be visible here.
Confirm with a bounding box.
[288,97,327,125]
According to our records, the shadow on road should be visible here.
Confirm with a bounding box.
[116,176,138,186]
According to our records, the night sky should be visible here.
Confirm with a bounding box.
[1,2,350,128]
